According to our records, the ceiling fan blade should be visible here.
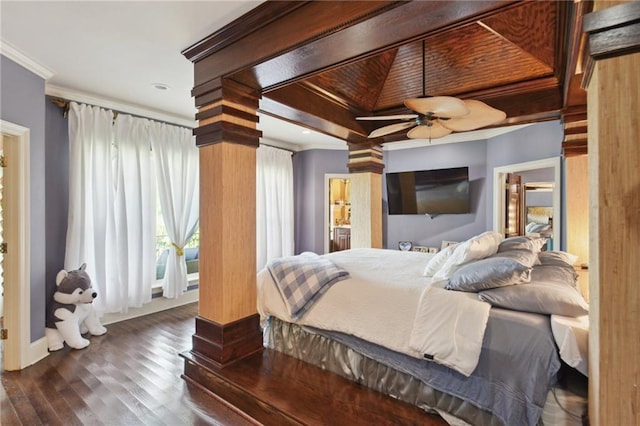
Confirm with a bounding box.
[404,96,469,118]
[368,121,416,138]
[357,114,418,121]
[441,100,506,131]
[406,122,452,139]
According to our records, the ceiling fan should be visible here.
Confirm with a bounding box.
[356,41,506,141]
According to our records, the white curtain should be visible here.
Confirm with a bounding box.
[256,145,294,270]
[65,102,118,313]
[150,122,199,299]
[112,115,155,310]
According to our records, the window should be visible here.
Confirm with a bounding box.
[155,196,199,280]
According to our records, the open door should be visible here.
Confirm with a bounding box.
[328,177,351,252]
[505,173,522,237]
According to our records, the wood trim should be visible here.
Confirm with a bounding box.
[193,79,262,148]
[190,314,263,368]
[181,1,309,63]
[583,1,640,59]
[562,105,588,156]
[193,78,261,110]
[347,145,384,174]
[259,96,360,143]
[347,161,385,174]
[582,1,640,87]
[196,105,259,124]
[193,121,262,148]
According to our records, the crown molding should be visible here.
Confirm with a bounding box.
[0,39,54,80]
[45,84,198,129]
[295,140,348,151]
[260,137,347,153]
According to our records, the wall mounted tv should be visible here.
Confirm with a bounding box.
[386,166,470,215]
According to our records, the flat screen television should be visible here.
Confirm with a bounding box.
[386,166,470,215]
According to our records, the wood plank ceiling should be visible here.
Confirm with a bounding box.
[185,1,590,155]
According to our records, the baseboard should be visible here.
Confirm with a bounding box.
[29,337,49,367]
[101,289,199,325]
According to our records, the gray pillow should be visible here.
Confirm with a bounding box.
[478,278,588,317]
[490,248,539,268]
[446,257,531,292]
[531,264,577,287]
[498,236,547,253]
[537,251,578,267]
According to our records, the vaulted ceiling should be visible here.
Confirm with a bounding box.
[184,1,590,154]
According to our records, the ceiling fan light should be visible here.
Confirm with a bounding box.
[441,100,506,132]
[407,122,452,139]
[404,96,469,117]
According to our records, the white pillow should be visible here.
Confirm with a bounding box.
[432,231,504,281]
[423,243,458,277]
[459,231,503,260]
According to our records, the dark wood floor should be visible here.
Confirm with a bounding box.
[1,303,447,426]
[1,303,250,426]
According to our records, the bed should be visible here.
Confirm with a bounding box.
[257,232,588,425]
[525,206,554,238]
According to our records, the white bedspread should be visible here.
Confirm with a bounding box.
[257,248,489,376]
[409,286,490,376]
[550,314,589,376]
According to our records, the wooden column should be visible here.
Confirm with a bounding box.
[583,2,640,424]
[185,78,263,369]
[565,154,589,266]
[347,144,383,249]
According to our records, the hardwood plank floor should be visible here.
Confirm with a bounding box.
[1,303,251,426]
[2,303,447,426]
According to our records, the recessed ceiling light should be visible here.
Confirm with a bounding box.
[302,130,311,134]
[152,83,170,91]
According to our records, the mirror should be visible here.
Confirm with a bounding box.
[493,157,561,248]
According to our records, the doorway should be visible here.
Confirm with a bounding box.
[493,157,561,248]
[1,133,4,370]
[324,174,351,253]
[0,120,33,371]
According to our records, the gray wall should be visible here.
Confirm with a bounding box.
[45,98,69,307]
[293,149,348,254]
[519,167,555,183]
[0,55,46,341]
[383,140,488,250]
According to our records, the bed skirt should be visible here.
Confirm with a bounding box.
[264,317,587,426]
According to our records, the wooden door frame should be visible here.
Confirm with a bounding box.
[493,157,561,247]
[0,119,38,370]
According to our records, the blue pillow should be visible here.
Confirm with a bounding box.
[446,257,531,292]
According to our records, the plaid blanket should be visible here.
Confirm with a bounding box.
[267,252,350,320]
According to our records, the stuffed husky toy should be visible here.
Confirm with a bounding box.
[45,263,107,351]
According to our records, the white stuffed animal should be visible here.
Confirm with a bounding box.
[45,263,107,351]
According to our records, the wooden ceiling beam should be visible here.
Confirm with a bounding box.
[259,87,370,144]
[188,1,515,92]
